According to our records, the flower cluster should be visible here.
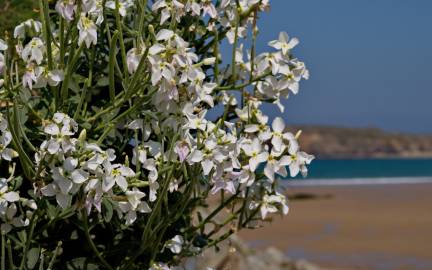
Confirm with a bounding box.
[0,0,314,269]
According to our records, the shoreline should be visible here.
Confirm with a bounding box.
[284,176,432,186]
[239,182,432,270]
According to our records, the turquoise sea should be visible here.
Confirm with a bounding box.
[287,159,432,185]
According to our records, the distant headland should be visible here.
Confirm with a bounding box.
[290,125,432,159]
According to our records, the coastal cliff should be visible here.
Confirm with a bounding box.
[290,125,432,159]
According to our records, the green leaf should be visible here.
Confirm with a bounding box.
[19,87,32,103]
[102,198,113,223]
[27,247,40,269]
[96,77,109,87]
[10,176,23,190]
[46,202,59,220]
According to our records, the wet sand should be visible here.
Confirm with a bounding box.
[239,183,432,270]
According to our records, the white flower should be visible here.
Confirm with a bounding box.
[84,179,103,214]
[152,0,185,25]
[53,157,89,187]
[132,145,147,166]
[125,188,146,209]
[84,147,116,171]
[55,0,77,21]
[118,189,151,225]
[0,178,20,204]
[271,117,293,152]
[174,140,190,162]
[41,183,72,209]
[82,0,104,24]
[279,144,315,177]
[126,47,145,74]
[21,38,45,64]
[268,32,299,55]
[22,64,38,90]
[106,0,133,17]
[34,68,65,88]
[263,150,286,182]
[78,15,98,48]
[188,137,225,175]
[183,106,207,131]
[210,170,237,195]
[278,65,302,95]
[149,262,171,270]
[165,235,184,254]
[0,204,28,234]
[0,130,17,161]
[14,19,42,39]
[0,39,7,51]
[244,116,272,141]
[102,163,135,192]
[258,193,289,219]
[241,138,268,172]
[43,113,78,154]
[202,0,217,18]
[0,53,5,75]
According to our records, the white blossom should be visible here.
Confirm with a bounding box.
[165,235,184,254]
[55,0,77,21]
[21,38,45,64]
[268,32,299,55]
[78,15,98,48]
[106,0,133,17]
[102,163,135,192]
[14,19,42,39]
[241,138,268,172]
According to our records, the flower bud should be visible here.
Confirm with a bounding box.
[295,130,302,139]
[78,129,87,143]
[202,57,216,65]
[148,24,155,35]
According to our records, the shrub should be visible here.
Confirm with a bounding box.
[0,0,313,269]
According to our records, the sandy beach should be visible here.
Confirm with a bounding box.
[239,183,432,270]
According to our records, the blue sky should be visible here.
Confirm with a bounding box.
[247,0,432,133]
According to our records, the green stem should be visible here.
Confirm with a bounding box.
[1,234,5,270]
[82,211,114,270]
[114,0,129,81]
[6,239,14,270]
[214,29,220,84]
[19,212,38,270]
[215,71,271,91]
[46,242,62,270]
[109,31,120,103]
[39,0,53,70]
[60,43,84,105]
[230,5,240,84]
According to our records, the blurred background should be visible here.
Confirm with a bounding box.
[239,1,432,270]
[1,1,431,269]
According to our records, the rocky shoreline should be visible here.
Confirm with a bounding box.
[290,125,432,159]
